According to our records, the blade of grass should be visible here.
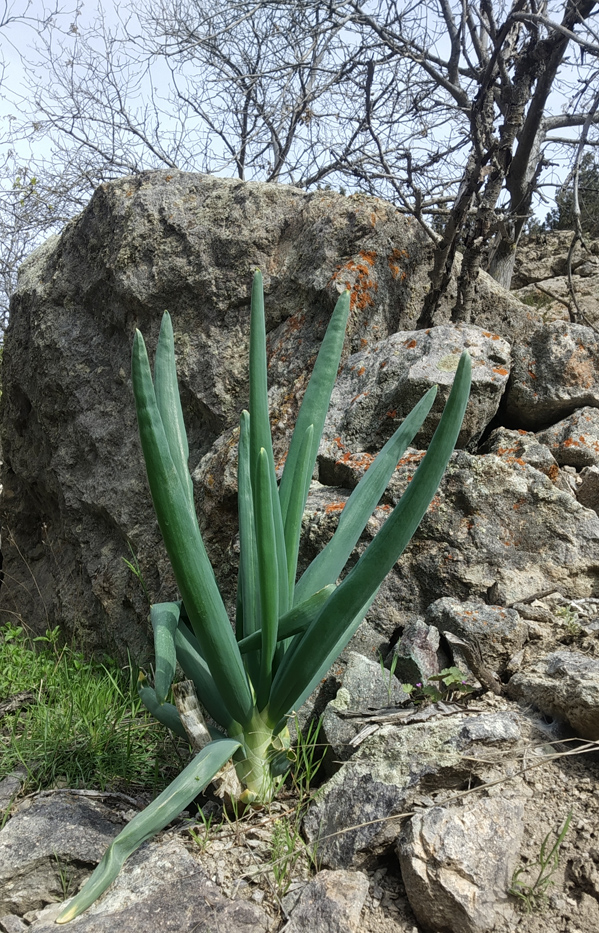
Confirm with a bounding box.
[255,447,279,709]
[236,410,261,687]
[282,423,314,596]
[237,411,260,639]
[249,271,290,614]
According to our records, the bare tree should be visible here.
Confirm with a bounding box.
[333,0,599,323]
[4,0,599,326]
[0,1,80,330]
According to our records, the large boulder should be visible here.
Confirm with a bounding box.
[0,171,531,658]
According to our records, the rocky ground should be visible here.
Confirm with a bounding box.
[1,176,599,932]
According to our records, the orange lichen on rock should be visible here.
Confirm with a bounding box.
[404,339,417,349]
[387,247,409,280]
[547,463,560,482]
[396,451,426,470]
[324,501,346,513]
[330,251,379,312]
[336,451,375,471]
[493,367,509,376]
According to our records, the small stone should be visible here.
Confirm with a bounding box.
[0,916,28,933]
[397,796,524,933]
[283,870,369,933]
[389,618,441,685]
[508,650,599,739]
[577,465,599,513]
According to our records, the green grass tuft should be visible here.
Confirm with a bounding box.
[0,623,184,795]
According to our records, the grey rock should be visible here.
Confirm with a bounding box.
[341,651,407,710]
[425,598,528,675]
[577,465,599,513]
[303,711,522,869]
[0,170,531,655]
[507,650,599,739]
[511,230,574,287]
[27,837,270,933]
[0,769,27,818]
[299,452,599,633]
[0,172,431,655]
[0,795,123,915]
[320,325,510,460]
[505,320,599,429]
[397,796,524,933]
[575,260,599,277]
[0,916,28,933]
[536,407,599,469]
[321,653,409,765]
[390,618,441,685]
[282,870,368,933]
[480,427,564,484]
[456,712,522,746]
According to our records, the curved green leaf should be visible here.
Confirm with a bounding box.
[55,737,241,923]
[267,352,471,727]
[249,271,289,614]
[237,584,335,654]
[174,621,237,733]
[153,312,194,512]
[295,385,438,603]
[255,447,279,708]
[279,289,350,581]
[236,410,261,685]
[150,601,180,705]
[132,331,253,727]
[137,674,188,741]
[283,424,314,596]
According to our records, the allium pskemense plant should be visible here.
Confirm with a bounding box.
[57,271,471,922]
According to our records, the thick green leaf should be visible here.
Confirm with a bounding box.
[279,289,350,584]
[249,271,290,613]
[272,593,377,731]
[150,601,180,705]
[132,331,253,727]
[236,410,261,686]
[174,621,237,733]
[267,352,471,727]
[294,385,438,604]
[255,447,279,708]
[283,424,314,595]
[153,312,194,512]
[55,737,241,923]
[137,674,188,740]
[237,585,335,654]
[237,412,260,639]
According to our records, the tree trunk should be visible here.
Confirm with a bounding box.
[488,237,518,289]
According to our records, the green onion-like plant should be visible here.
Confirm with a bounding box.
[57,271,471,922]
